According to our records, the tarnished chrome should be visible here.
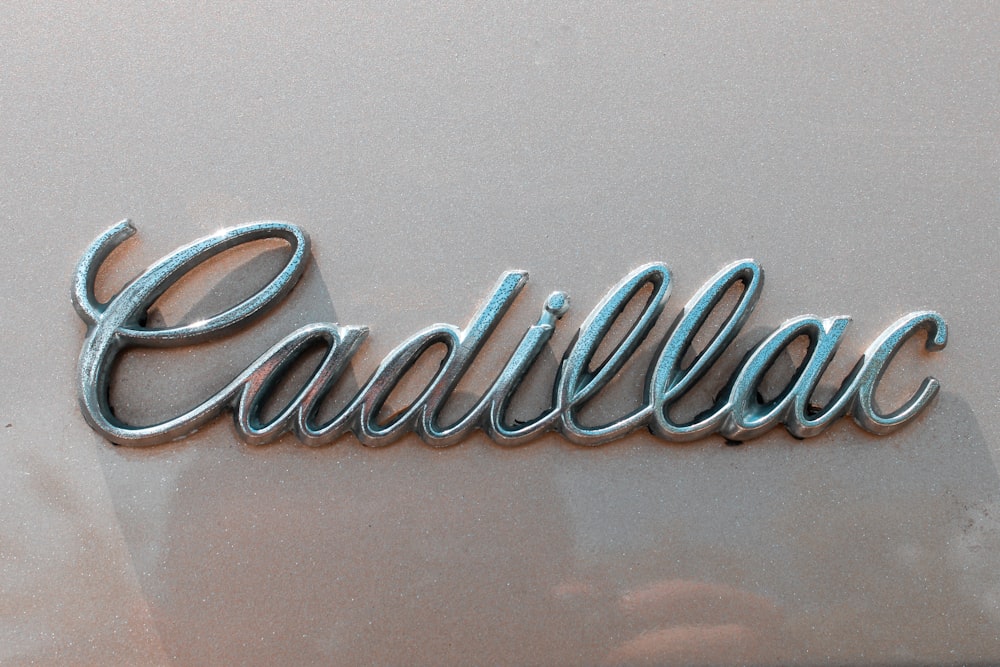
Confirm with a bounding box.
[74,221,948,447]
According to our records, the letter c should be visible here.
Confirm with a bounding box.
[852,311,947,435]
[73,220,310,445]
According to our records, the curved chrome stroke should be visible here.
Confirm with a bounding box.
[74,220,948,447]
[73,220,312,445]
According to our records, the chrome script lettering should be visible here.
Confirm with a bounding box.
[73,221,947,447]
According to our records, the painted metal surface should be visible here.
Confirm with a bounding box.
[2,4,999,665]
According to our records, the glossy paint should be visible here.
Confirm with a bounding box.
[2,4,998,665]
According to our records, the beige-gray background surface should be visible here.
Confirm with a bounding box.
[2,4,998,665]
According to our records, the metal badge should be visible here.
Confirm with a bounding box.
[73,221,947,447]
